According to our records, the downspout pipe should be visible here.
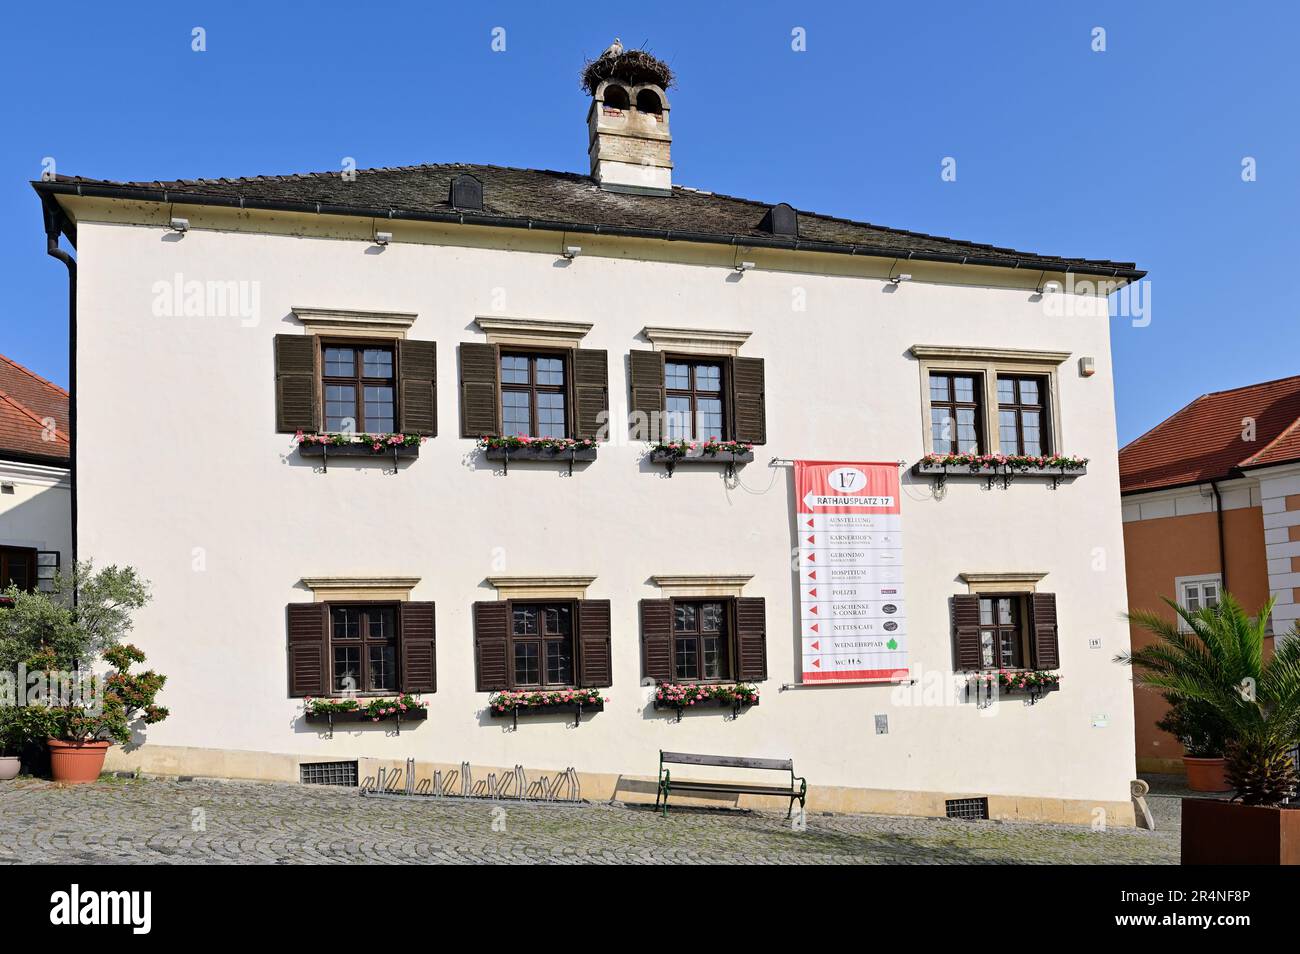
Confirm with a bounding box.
[41,198,77,580]
[1210,480,1228,595]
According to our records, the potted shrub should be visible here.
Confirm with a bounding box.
[1120,594,1300,864]
[47,643,168,784]
[0,708,21,781]
[1156,698,1230,792]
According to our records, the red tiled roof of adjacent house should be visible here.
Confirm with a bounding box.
[1119,374,1300,494]
[0,354,69,464]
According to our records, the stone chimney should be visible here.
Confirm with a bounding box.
[585,50,673,195]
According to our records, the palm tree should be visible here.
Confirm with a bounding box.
[1118,593,1300,806]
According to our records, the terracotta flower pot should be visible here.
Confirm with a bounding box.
[47,739,111,784]
[0,756,20,781]
[1183,756,1231,793]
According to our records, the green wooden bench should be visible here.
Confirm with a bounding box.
[656,750,807,818]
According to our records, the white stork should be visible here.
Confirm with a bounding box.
[602,37,624,58]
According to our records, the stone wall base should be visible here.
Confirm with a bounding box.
[1137,755,1185,775]
[105,744,1136,828]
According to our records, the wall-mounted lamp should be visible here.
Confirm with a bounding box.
[1037,280,1061,295]
[562,245,582,260]
[373,231,392,246]
[735,261,756,273]
[889,273,912,285]
[169,217,189,233]
[1079,356,1096,378]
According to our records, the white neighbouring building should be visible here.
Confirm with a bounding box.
[0,354,69,599]
[33,52,1143,824]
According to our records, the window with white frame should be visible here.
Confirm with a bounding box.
[1175,574,1221,630]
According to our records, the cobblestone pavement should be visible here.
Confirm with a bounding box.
[0,775,1182,865]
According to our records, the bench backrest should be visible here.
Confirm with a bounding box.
[660,751,794,772]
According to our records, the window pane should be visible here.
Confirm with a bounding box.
[324,347,355,377]
[514,643,539,685]
[695,364,721,392]
[997,599,1013,625]
[929,373,950,402]
[701,603,722,632]
[537,392,566,439]
[674,638,699,681]
[502,390,530,436]
[674,603,696,632]
[697,398,723,440]
[545,641,573,685]
[364,385,394,433]
[1185,585,1201,612]
[331,607,360,639]
[334,646,361,692]
[1000,633,1019,668]
[702,635,723,679]
[665,396,692,440]
[956,407,979,453]
[953,376,976,403]
[325,385,357,431]
[1019,379,1040,406]
[362,349,393,379]
[665,363,690,390]
[1203,583,1219,607]
[1021,410,1041,455]
[512,606,538,636]
[368,645,397,691]
[932,409,953,451]
[501,355,530,385]
[980,631,994,669]
[979,599,993,626]
[535,357,564,386]
[999,410,1019,454]
[367,608,395,639]
[996,377,1015,405]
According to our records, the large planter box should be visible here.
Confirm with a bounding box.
[298,443,419,459]
[489,700,604,718]
[305,707,428,725]
[650,449,753,467]
[1182,797,1300,865]
[484,446,598,462]
[912,461,1086,489]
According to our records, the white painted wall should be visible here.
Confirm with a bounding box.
[71,212,1136,806]
[0,459,70,571]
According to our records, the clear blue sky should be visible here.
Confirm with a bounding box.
[2,1,1295,443]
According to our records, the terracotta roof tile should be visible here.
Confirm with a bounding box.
[0,355,69,463]
[1119,375,1300,494]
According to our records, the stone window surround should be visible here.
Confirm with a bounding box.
[650,574,754,599]
[300,576,421,602]
[910,345,1070,457]
[475,316,594,350]
[485,575,597,600]
[643,326,751,357]
[292,306,417,340]
[959,572,1048,596]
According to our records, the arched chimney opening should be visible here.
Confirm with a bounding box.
[603,85,630,110]
[635,89,662,115]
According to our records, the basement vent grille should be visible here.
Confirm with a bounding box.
[945,797,990,821]
[300,760,358,787]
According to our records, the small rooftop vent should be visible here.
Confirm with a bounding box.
[450,173,484,211]
[760,203,798,237]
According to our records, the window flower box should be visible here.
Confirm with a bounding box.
[914,453,1087,490]
[966,671,1061,706]
[478,436,600,474]
[488,688,606,727]
[296,432,424,471]
[653,682,760,721]
[649,440,755,477]
[303,694,428,736]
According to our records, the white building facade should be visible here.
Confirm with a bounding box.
[35,67,1142,824]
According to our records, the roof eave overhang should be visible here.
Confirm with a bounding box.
[31,180,1147,281]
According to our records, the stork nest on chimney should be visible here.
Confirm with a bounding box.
[581,49,674,95]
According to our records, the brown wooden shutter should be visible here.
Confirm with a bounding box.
[640,599,673,683]
[274,335,319,433]
[397,339,437,436]
[459,342,500,438]
[730,356,766,444]
[577,599,613,687]
[951,594,982,671]
[628,350,665,442]
[399,601,437,693]
[473,600,510,691]
[287,602,328,697]
[734,597,768,682]
[1030,593,1060,669]
[571,349,609,440]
